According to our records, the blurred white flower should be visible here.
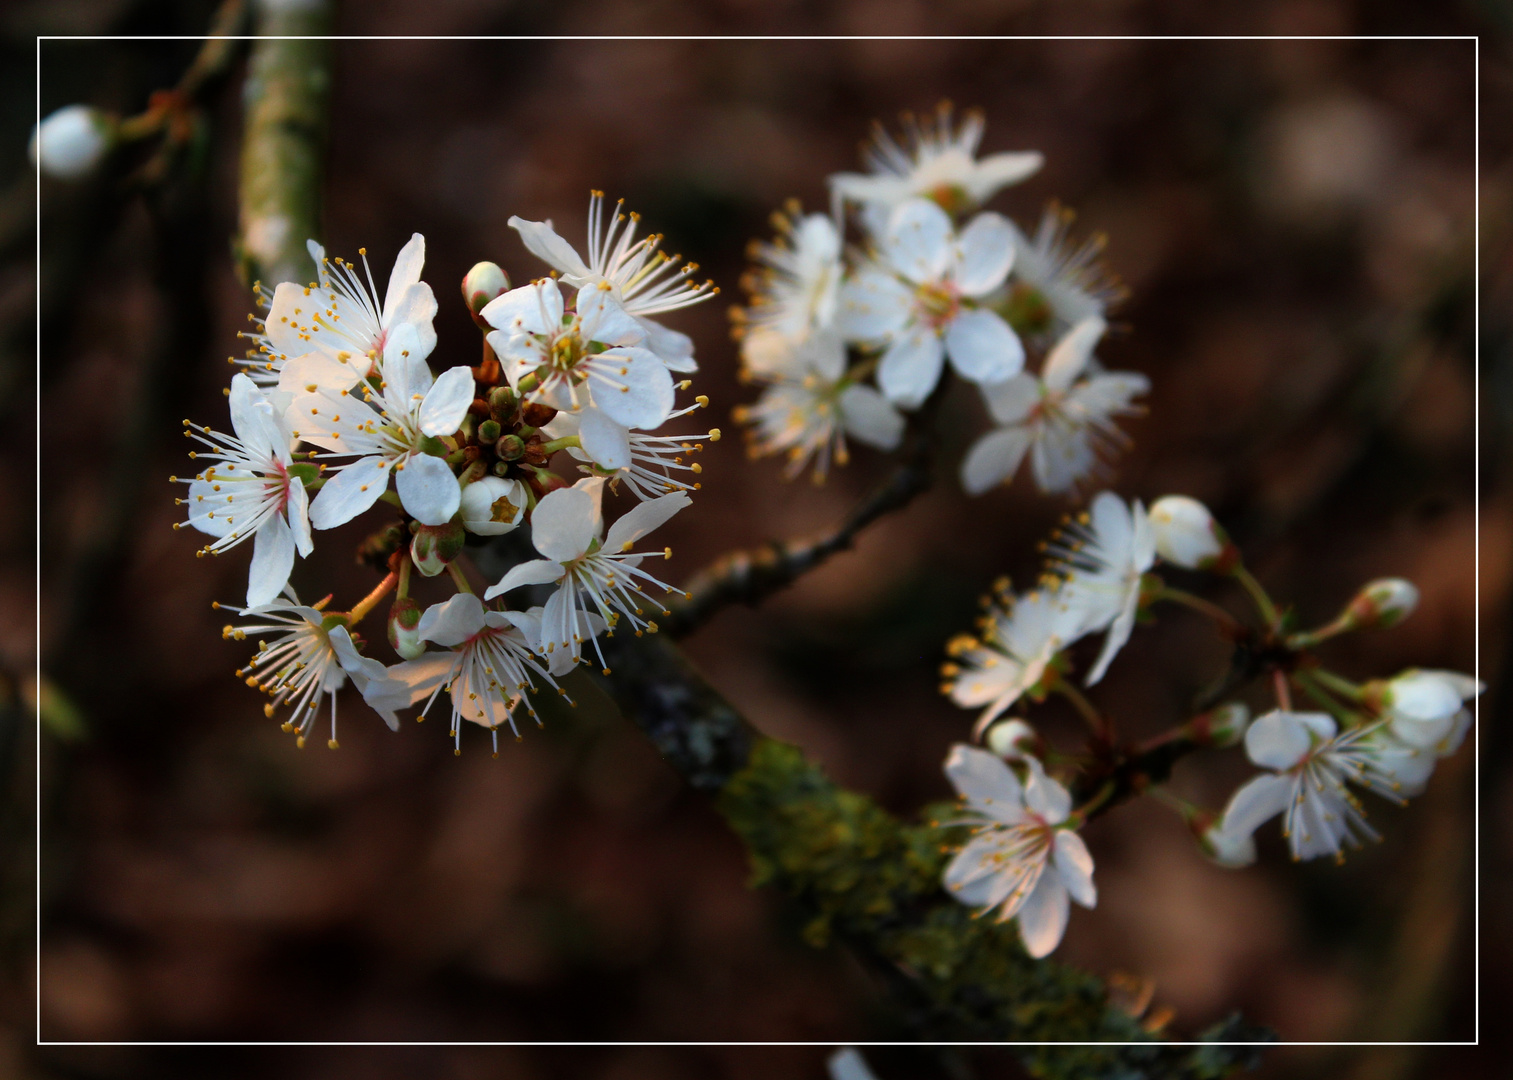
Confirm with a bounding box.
[177,374,313,607]
[941,744,1096,958]
[30,104,112,180]
[1003,207,1124,343]
[1378,669,1482,751]
[738,209,843,347]
[1147,494,1232,571]
[837,198,1025,408]
[960,316,1147,496]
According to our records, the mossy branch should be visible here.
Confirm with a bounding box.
[235,0,332,287]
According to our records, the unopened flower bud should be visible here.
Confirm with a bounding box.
[1187,702,1250,748]
[984,718,1040,761]
[488,385,517,424]
[30,105,113,181]
[1148,495,1238,572]
[477,418,502,444]
[459,477,527,536]
[388,595,426,660]
[495,434,526,462]
[1340,577,1418,631]
[462,261,510,327]
[410,521,466,577]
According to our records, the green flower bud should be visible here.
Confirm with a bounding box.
[488,385,517,424]
[1340,577,1419,631]
[496,434,526,462]
[410,521,466,577]
[388,595,426,660]
[477,419,502,444]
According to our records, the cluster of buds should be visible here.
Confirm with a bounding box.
[937,491,1479,957]
[730,102,1139,492]
[181,195,719,753]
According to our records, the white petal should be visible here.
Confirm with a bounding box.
[385,652,462,704]
[1053,830,1097,908]
[384,281,439,359]
[877,326,945,409]
[286,476,313,557]
[577,409,632,471]
[418,366,476,438]
[308,455,391,529]
[942,743,1023,814]
[381,322,433,405]
[1043,317,1106,393]
[246,513,295,608]
[954,212,1016,295]
[590,347,675,430]
[943,308,1024,385]
[835,269,912,341]
[481,279,562,336]
[960,426,1033,495]
[981,373,1041,426]
[1016,871,1070,958]
[509,215,593,281]
[395,452,461,525]
[576,286,645,347]
[276,350,367,395]
[1218,772,1294,841]
[604,491,690,552]
[529,486,597,562]
[637,317,697,372]
[382,233,426,321]
[483,558,565,601]
[1023,761,1073,824]
[1244,710,1326,770]
[839,384,905,450]
[883,198,954,284]
[1084,591,1139,687]
[964,151,1044,203]
[416,593,486,646]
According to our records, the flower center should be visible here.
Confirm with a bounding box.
[914,281,961,329]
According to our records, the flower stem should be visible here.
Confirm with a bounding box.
[1272,669,1293,711]
[1153,586,1244,635]
[1309,667,1366,702]
[1053,674,1111,742]
[347,570,397,625]
[447,560,474,596]
[1294,669,1360,727]
[540,436,580,455]
[1233,566,1280,628]
[397,552,412,600]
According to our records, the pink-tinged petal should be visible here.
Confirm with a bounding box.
[636,317,697,373]
[943,743,1023,815]
[1052,830,1097,908]
[883,198,954,284]
[395,452,461,525]
[382,233,426,319]
[944,308,1024,385]
[308,455,391,529]
[835,270,913,341]
[576,286,645,347]
[1218,772,1294,841]
[839,384,905,450]
[960,426,1033,495]
[1042,316,1106,393]
[416,593,486,647]
[385,281,439,359]
[604,491,691,552]
[1015,870,1070,959]
[577,408,631,471]
[529,486,598,562]
[509,215,593,282]
[483,558,565,601]
[418,366,476,438]
[246,512,295,608]
[954,211,1016,295]
[481,279,562,336]
[589,347,675,430]
[286,476,313,557]
[1023,760,1073,824]
[1244,710,1322,770]
[877,326,945,409]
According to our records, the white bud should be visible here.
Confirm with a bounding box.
[1197,820,1256,868]
[459,477,526,536]
[1148,495,1234,571]
[462,261,509,324]
[1192,701,1250,748]
[984,718,1038,761]
[29,105,112,181]
[1342,577,1418,630]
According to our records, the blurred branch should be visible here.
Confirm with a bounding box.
[666,396,939,639]
[235,0,333,287]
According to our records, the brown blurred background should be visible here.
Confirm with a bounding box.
[6,1,1508,1078]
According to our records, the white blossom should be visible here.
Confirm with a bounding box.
[382,594,565,755]
[837,198,1025,408]
[1003,208,1124,343]
[220,589,405,748]
[269,234,438,393]
[483,482,690,670]
[1148,494,1230,570]
[960,316,1148,496]
[944,584,1087,739]
[291,324,474,528]
[30,104,111,181]
[737,209,843,348]
[458,477,528,536]
[1046,491,1156,687]
[1217,710,1408,863]
[941,744,1096,959]
[734,331,903,481]
[482,279,675,442]
[508,191,716,372]
[176,374,313,607]
[830,104,1042,234]
[541,407,720,502]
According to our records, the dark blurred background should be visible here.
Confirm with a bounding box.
[5,1,1508,1077]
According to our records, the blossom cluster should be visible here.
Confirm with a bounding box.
[180,197,718,752]
[732,103,1140,492]
[935,490,1479,958]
